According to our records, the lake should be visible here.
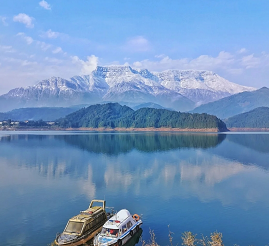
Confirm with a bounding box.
[1,131,269,246]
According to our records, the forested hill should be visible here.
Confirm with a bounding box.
[57,103,227,131]
[225,107,269,128]
[57,103,134,128]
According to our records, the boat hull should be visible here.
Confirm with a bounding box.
[54,224,103,246]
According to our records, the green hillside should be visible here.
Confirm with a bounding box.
[225,107,269,128]
[57,103,227,131]
[192,87,269,119]
[57,103,134,128]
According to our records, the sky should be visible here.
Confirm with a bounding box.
[1,0,269,94]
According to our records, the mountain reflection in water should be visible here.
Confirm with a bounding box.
[56,133,226,154]
[0,132,269,246]
[227,133,269,153]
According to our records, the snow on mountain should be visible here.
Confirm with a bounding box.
[0,66,256,112]
[70,74,109,93]
[157,70,255,104]
[94,66,160,87]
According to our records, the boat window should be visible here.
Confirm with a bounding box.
[64,221,84,234]
[101,228,119,237]
[110,229,119,237]
[101,228,108,235]
[122,224,127,233]
[127,221,133,229]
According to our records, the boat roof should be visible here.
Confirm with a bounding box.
[69,206,104,223]
[103,209,131,229]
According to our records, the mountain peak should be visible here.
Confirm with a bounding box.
[258,87,269,91]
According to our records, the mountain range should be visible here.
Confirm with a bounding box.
[192,87,269,119]
[0,66,254,112]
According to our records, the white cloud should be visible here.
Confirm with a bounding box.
[36,41,51,51]
[17,33,33,45]
[25,37,33,45]
[131,50,269,88]
[241,54,260,69]
[133,51,235,72]
[0,45,16,53]
[39,0,51,10]
[0,16,8,26]
[125,36,151,52]
[238,48,247,54]
[13,13,34,28]
[44,57,63,64]
[0,54,84,94]
[52,47,63,54]
[132,51,251,73]
[72,55,98,74]
[21,60,38,66]
[41,29,59,39]
[155,54,166,59]
[17,33,55,52]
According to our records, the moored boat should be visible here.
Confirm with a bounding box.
[94,209,142,246]
[54,200,111,246]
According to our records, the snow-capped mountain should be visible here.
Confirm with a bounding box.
[0,66,255,112]
[157,70,255,104]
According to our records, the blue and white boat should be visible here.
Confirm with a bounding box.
[94,209,142,246]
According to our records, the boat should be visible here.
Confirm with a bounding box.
[54,200,112,246]
[94,209,142,246]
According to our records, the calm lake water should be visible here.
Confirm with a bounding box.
[1,131,269,246]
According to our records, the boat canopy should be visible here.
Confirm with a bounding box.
[111,209,131,222]
[103,209,132,229]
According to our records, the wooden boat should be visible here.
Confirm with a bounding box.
[54,200,111,246]
[93,209,142,246]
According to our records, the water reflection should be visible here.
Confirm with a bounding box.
[0,132,227,155]
[56,133,226,154]
[85,229,143,246]
[1,132,269,205]
[211,133,269,169]
[227,133,269,153]
[1,132,269,246]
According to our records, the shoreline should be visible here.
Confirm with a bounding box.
[2,127,269,132]
[64,127,222,132]
[0,127,223,132]
[228,127,269,132]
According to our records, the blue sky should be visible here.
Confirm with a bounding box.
[0,0,269,94]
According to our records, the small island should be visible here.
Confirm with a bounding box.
[0,103,228,132]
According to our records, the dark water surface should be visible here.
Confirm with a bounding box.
[1,131,269,246]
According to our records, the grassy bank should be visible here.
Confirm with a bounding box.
[144,229,224,246]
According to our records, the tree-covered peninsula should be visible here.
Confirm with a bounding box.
[225,107,269,129]
[56,103,228,131]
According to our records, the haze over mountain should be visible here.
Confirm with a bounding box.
[192,87,269,119]
[0,106,82,121]
[0,66,254,112]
